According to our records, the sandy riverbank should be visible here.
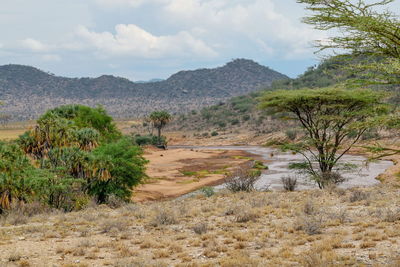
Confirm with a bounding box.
[132,147,262,202]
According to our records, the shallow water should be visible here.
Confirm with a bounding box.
[171,146,394,190]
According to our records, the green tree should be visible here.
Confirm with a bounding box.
[87,138,148,203]
[0,142,38,212]
[40,104,121,142]
[149,111,172,146]
[297,0,400,85]
[260,87,388,188]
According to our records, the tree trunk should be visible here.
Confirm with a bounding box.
[157,127,162,145]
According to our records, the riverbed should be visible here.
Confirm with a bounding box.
[172,146,394,190]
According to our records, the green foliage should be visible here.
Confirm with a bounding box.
[285,129,298,141]
[200,187,215,197]
[28,170,85,211]
[11,105,148,213]
[0,142,37,212]
[253,161,268,170]
[40,104,121,141]
[88,138,148,203]
[297,0,400,86]
[132,134,166,146]
[211,131,219,137]
[149,111,172,145]
[297,0,400,58]
[260,87,388,188]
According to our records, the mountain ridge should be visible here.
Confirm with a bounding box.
[0,59,288,121]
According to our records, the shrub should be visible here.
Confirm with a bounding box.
[217,121,227,128]
[349,190,370,203]
[285,129,298,140]
[230,119,240,125]
[281,175,298,191]
[211,131,219,136]
[303,199,317,215]
[313,171,346,188]
[295,216,322,235]
[132,134,166,147]
[151,209,177,226]
[224,167,261,192]
[242,114,251,121]
[234,210,258,223]
[201,187,215,197]
[192,223,208,234]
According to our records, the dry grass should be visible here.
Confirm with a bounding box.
[0,186,400,266]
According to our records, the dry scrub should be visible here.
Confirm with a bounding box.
[1,185,400,266]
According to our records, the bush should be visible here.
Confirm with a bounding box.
[217,121,227,128]
[132,134,166,147]
[295,216,322,235]
[200,187,215,197]
[242,115,251,121]
[224,167,261,192]
[151,209,177,226]
[349,190,370,202]
[230,119,240,125]
[285,129,298,140]
[313,171,346,188]
[281,175,298,191]
[211,131,219,136]
[192,223,208,234]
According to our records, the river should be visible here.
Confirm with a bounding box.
[171,146,393,190]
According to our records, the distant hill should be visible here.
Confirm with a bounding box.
[0,59,288,121]
[172,56,399,135]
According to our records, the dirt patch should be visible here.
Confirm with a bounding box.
[133,148,261,202]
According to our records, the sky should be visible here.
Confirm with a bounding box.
[0,0,399,81]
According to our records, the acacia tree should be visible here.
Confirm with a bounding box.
[297,0,400,158]
[297,0,400,85]
[149,111,172,145]
[260,87,388,188]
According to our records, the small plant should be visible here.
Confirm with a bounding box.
[235,210,258,223]
[295,216,322,235]
[349,190,369,203]
[211,131,219,136]
[106,194,126,209]
[253,160,268,170]
[192,222,208,234]
[200,187,215,197]
[281,175,298,191]
[224,166,261,192]
[383,208,400,222]
[303,199,317,215]
[150,209,177,226]
[285,129,298,140]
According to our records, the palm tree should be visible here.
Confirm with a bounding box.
[149,111,172,146]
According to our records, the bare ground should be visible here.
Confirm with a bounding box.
[134,147,261,202]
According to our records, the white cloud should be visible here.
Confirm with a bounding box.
[75,24,217,58]
[21,38,52,52]
[93,0,326,59]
